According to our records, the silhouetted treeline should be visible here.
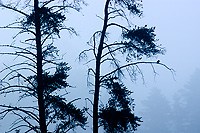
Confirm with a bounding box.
[136,69,200,133]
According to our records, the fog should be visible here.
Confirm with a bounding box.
[0,0,200,132]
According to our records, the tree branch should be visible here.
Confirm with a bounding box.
[100,61,175,82]
[0,3,28,16]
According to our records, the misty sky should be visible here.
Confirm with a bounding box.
[0,0,200,132]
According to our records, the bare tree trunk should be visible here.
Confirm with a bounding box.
[93,1,110,133]
[34,0,47,132]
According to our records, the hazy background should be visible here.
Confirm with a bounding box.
[0,0,200,132]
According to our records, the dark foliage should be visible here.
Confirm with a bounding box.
[111,0,143,16]
[122,26,165,61]
[22,6,66,37]
[45,95,87,132]
[43,43,59,60]
[99,77,141,132]
[43,62,71,96]
[27,62,87,132]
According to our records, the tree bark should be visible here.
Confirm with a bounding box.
[93,0,110,133]
[34,0,47,132]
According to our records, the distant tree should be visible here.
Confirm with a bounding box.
[79,0,173,132]
[172,69,200,133]
[137,88,172,133]
[0,0,87,132]
[171,92,186,133]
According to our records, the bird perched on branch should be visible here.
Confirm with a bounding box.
[157,60,160,63]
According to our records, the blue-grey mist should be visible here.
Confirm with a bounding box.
[0,0,200,132]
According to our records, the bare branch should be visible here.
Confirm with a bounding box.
[78,48,94,61]
[10,111,38,133]
[100,58,113,64]
[0,62,36,74]
[1,67,36,81]
[83,59,95,65]
[0,52,36,64]
[107,23,129,31]
[101,46,124,59]
[0,3,28,16]
[84,98,93,118]
[0,85,37,99]
[100,61,175,82]
[0,105,39,123]
[1,64,36,89]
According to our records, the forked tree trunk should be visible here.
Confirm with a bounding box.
[34,0,47,132]
[93,0,110,133]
